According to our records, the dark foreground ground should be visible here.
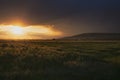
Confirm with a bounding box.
[0,40,120,80]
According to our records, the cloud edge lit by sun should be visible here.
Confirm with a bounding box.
[0,24,63,39]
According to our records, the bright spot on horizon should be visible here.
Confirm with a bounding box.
[0,24,62,39]
[10,26,25,35]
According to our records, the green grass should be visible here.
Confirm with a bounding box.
[0,40,120,80]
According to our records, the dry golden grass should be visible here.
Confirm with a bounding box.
[0,40,120,80]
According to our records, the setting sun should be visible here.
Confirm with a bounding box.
[10,26,25,35]
[0,24,62,39]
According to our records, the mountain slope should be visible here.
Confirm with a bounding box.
[64,33,120,40]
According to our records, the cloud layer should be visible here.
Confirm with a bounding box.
[0,25,62,39]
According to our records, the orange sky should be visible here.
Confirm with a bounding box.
[0,24,63,39]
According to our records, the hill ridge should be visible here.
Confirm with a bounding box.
[64,33,120,40]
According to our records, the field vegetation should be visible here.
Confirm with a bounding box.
[0,40,120,80]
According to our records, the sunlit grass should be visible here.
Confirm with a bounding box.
[0,40,120,80]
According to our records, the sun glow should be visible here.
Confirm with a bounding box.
[0,24,62,39]
[9,26,25,35]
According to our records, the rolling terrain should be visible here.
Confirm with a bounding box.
[64,33,120,40]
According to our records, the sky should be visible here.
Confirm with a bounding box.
[0,0,120,38]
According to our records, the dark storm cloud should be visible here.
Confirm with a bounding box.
[0,0,120,35]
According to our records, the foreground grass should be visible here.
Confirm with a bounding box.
[0,40,120,80]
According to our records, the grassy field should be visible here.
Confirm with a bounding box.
[0,40,120,80]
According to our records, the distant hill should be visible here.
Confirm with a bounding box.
[63,33,120,40]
